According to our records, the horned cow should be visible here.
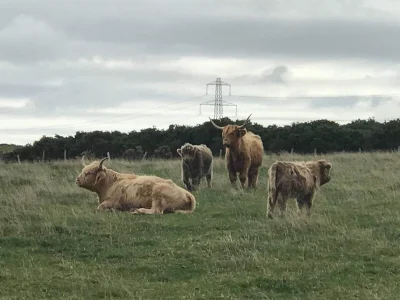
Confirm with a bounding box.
[266,159,332,218]
[209,113,264,189]
[177,143,213,191]
[75,156,196,215]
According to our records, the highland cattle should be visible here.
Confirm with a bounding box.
[177,143,213,191]
[75,156,196,214]
[266,159,332,218]
[209,114,264,189]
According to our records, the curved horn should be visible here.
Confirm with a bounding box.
[237,113,252,129]
[81,155,87,166]
[209,117,224,130]
[98,157,108,170]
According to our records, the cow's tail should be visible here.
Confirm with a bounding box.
[175,192,196,214]
[267,162,279,218]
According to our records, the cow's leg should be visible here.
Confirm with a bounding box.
[238,165,250,189]
[132,200,164,215]
[206,173,212,188]
[277,193,288,217]
[267,191,277,219]
[229,170,238,188]
[191,176,201,191]
[96,199,116,212]
[247,167,259,189]
[183,177,194,191]
[296,196,306,215]
[303,193,314,217]
[132,208,163,215]
[226,155,238,188]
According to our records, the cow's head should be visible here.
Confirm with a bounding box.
[75,156,108,191]
[177,143,197,161]
[209,114,252,148]
[317,159,333,186]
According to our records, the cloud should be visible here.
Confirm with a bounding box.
[262,66,290,84]
[1,0,400,145]
[0,14,68,63]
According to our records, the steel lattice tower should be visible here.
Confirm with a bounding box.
[200,78,237,119]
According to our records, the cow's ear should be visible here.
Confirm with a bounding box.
[237,129,247,137]
[319,160,332,171]
[94,171,106,186]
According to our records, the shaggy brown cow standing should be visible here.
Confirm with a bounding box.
[209,114,264,189]
[266,159,332,218]
[177,143,213,191]
[75,157,196,214]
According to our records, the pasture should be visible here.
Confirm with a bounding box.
[0,152,400,299]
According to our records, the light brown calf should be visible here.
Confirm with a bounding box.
[267,159,332,218]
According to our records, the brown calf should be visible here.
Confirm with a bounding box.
[267,159,332,218]
[177,143,213,191]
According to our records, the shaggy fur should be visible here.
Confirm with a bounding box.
[209,114,264,189]
[267,159,332,218]
[75,157,196,215]
[177,143,213,191]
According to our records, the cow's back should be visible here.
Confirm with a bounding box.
[106,175,175,209]
[274,162,315,197]
[196,144,213,174]
[245,131,263,167]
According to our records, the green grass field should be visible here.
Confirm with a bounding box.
[1,152,400,299]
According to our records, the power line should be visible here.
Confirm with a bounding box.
[227,93,400,100]
[152,114,204,128]
[76,102,202,129]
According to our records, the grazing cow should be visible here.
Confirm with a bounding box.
[75,156,196,215]
[177,143,213,191]
[209,114,264,189]
[266,159,332,218]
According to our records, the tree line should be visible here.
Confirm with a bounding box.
[2,117,400,163]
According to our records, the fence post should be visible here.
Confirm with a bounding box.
[291,148,294,155]
[314,148,317,155]
[42,150,45,162]
[359,148,361,153]
[64,149,67,161]
[142,152,147,161]
[17,155,21,164]
[107,152,111,160]
[219,149,222,158]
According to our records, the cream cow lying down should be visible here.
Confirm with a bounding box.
[75,157,196,215]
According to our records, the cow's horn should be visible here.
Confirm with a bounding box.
[98,157,108,170]
[81,155,87,166]
[209,117,224,130]
[237,113,252,129]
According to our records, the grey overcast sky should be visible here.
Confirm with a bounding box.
[1,0,400,145]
